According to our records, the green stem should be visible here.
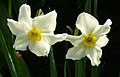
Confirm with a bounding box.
[50,47,57,77]
[91,66,98,77]
[75,58,86,77]
[85,0,91,13]
[91,0,98,77]
[64,61,67,77]
[8,0,12,18]
[93,0,98,18]
[74,28,79,36]
[74,27,86,77]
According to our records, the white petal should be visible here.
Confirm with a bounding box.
[7,19,23,35]
[76,12,99,34]
[85,46,102,66]
[96,35,109,47]
[65,34,83,47]
[66,44,86,60]
[28,39,51,56]
[42,33,67,45]
[33,10,57,33]
[18,4,32,28]
[104,19,112,26]
[13,33,29,50]
[94,19,112,37]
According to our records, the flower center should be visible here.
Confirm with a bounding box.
[28,27,42,42]
[83,34,97,47]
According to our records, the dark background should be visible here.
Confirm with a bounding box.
[1,0,120,77]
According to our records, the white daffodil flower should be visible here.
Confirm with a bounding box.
[66,12,112,66]
[7,4,67,56]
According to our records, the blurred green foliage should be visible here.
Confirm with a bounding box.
[0,0,30,77]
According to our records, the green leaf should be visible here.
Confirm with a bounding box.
[0,30,31,77]
[49,47,57,77]
[0,1,30,77]
[64,60,72,77]
[0,0,9,71]
[0,0,12,47]
[0,48,6,70]
[85,0,91,13]
[0,1,18,77]
[17,56,31,77]
[0,32,6,70]
[0,30,18,77]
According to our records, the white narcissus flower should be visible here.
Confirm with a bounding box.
[66,12,112,66]
[7,4,67,56]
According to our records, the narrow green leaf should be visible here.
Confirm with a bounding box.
[17,56,31,77]
[0,2,15,71]
[0,0,12,47]
[0,1,16,76]
[0,30,18,77]
[0,46,6,69]
[49,47,57,77]
[85,0,91,13]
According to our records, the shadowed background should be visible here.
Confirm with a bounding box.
[0,0,120,77]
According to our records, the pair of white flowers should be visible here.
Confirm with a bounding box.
[7,4,112,66]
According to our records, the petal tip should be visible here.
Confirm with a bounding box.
[106,19,112,25]
[50,10,57,17]
[21,4,29,7]
[7,18,11,22]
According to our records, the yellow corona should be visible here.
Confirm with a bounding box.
[28,27,42,42]
[83,33,97,47]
